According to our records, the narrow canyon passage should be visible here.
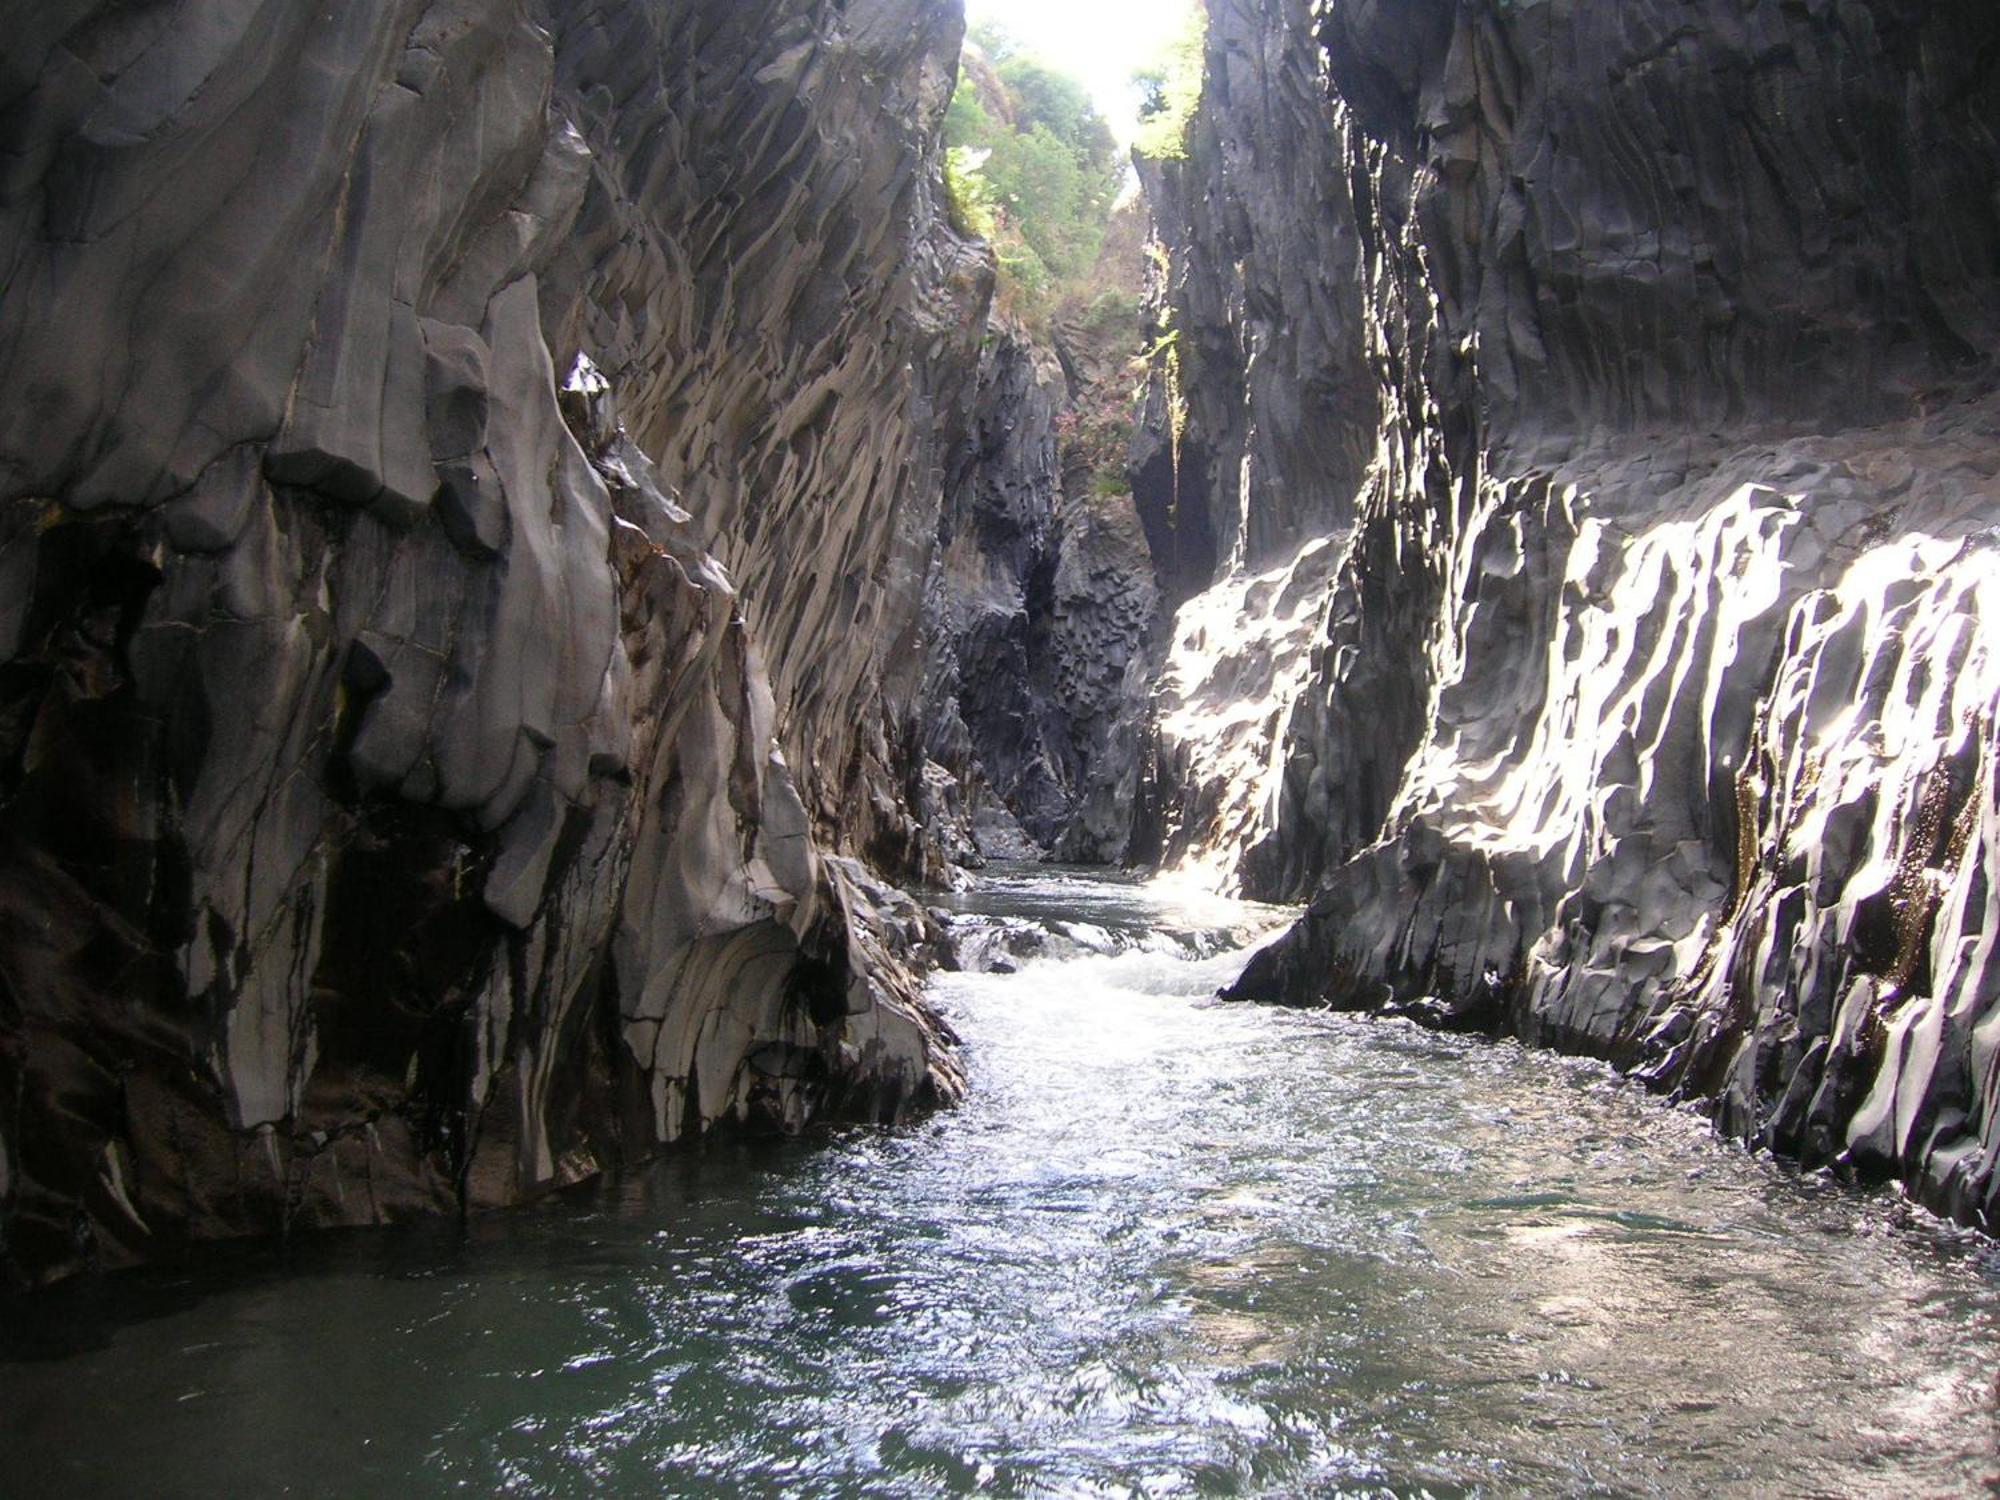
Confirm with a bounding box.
[5,871,1995,1497]
[2,0,1999,1490]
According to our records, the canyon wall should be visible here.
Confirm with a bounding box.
[919,318,1159,867]
[1132,0,1378,886]
[1151,0,2000,1227]
[0,0,979,1285]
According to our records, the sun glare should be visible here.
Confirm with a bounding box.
[965,0,1200,144]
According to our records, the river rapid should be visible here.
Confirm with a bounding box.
[3,868,1997,1497]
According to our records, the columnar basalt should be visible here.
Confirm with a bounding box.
[919,317,1160,866]
[1147,0,2000,1226]
[1131,0,1378,885]
[0,0,978,1285]
[6,0,1999,1286]
[539,1,993,878]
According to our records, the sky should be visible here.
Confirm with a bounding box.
[964,0,1196,144]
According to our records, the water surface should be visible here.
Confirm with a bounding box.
[4,868,1996,1496]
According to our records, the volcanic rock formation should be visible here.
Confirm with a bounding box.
[5,0,1998,1284]
[1142,0,2000,1227]
[0,0,979,1285]
[918,317,1159,867]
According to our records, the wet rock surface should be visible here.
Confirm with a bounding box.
[1149,0,2000,1227]
[0,0,976,1284]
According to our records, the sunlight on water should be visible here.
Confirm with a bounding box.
[3,868,1997,1498]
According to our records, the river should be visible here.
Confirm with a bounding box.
[3,868,1997,1496]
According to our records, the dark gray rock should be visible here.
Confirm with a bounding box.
[1129,0,1380,883]
[918,320,1160,866]
[536,0,994,882]
[1134,0,1374,590]
[0,0,977,1286]
[1146,0,2000,1229]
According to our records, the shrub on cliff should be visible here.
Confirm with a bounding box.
[945,32,1124,322]
[1132,7,1205,161]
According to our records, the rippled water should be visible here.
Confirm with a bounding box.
[5,869,1998,1497]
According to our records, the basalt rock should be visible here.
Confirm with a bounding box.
[1132,0,1377,884]
[0,0,977,1286]
[538,1,992,880]
[1150,0,2000,1227]
[919,320,1159,865]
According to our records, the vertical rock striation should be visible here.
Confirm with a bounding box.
[919,319,1161,866]
[538,0,993,879]
[0,0,978,1285]
[1131,0,1379,886]
[1152,0,2000,1226]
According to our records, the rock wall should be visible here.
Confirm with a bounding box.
[1152,0,2000,1227]
[1135,0,1373,587]
[539,2,992,877]
[1132,0,1378,885]
[0,0,978,1285]
[919,321,1159,865]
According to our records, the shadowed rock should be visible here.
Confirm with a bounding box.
[918,322,1160,866]
[0,0,977,1286]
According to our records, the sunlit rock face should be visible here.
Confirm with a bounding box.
[0,0,976,1284]
[1152,0,2000,1224]
[919,324,1160,865]
[1132,0,1378,880]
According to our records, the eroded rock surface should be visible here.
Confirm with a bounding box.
[0,0,975,1285]
[920,319,1159,866]
[1131,0,1377,882]
[1148,0,2000,1226]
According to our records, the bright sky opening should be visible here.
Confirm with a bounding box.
[964,0,1196,144]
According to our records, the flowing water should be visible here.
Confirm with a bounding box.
[4,869,1998,1497]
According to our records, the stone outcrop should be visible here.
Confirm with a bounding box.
[539,2,992,881]
[0,0,978,1285]
[1146,0,2000,1227]
[920,314,1159,866]
[8,0,1996,1286]
[1130,0,1377,882]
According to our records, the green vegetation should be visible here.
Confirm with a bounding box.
[944,27,1123,324]
[944,146,997,242]
[1131,6,1206,161]
[942,17,1207,498]
[1057,375,1139,499]
[1059,210,1154,498]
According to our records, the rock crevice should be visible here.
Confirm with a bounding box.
[918,318,1160,867]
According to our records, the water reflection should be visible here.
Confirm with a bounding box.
[2,868,1997,1497]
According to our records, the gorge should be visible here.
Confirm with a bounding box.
[1,0,1999,1489]
[1145,0,2000,1236]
